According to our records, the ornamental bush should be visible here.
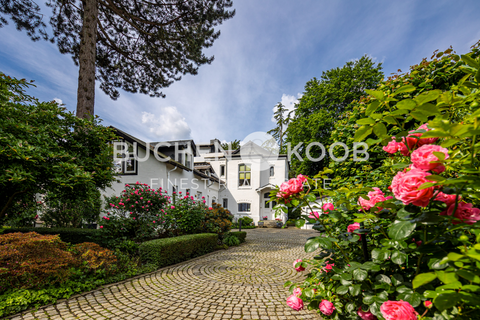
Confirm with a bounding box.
[166,193,209,236]
[0,232,78,291]
[276,44,480,319]
[100,182,169,243]
[202,202,233,237]
[2,227,102,245]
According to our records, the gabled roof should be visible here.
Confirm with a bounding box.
[110,126,192,171]
[151,139,197,156]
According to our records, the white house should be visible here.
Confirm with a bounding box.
[105,128,290,225]
[195,139,289,224]
[104,128,221,205]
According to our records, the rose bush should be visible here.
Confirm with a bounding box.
[276,45,480,319]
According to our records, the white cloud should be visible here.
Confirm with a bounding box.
[53,98,63,105]
[271,93,301,122]
[141,107,192,141]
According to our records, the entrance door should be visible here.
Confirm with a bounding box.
[262,191,276,220]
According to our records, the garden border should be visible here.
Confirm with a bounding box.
[4,239,249,319]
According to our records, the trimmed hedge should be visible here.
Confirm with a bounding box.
[230,231,247,243]
[2,228,103,245]
[139,233,218,268]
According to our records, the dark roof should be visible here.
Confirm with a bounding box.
[110,126,192,171]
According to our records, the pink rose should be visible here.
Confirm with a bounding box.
[293,259,305,272]
[380,300,417,320]
[209,207,213,210]
[434,192,461,208]
[390,169,435,207]
[441,202,480,225]
[411,144,449,173]
[347,222,360,234]
[171,206,175,209]
[358,307,377,320]
[308,211,320,219]
[288,178,304,194]
[358,187,388,211]
[383,138,403,154]
[297,174,308,183]
[292,287,302,297]
[286,295,303,311]
[324,263,335,272]
[100,225,103,229]
[424,301,432,309]
[322,203,335,213]
[415,123,438,147]
[319,300,335,316]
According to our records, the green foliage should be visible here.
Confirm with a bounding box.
[238,216,253,226]
[286,56,384,176]
[0,73,116,224]
[202,202,233,237]
[221,139,241,151]
[223,234,240,246]
[231,223,256,229]
[268,102,292,152]
[229,231,247,243]
[166,196,207,236]
[279,44,480,319]
[2,228,103,245]
[41,187,102,228]
[101,182,168,243]
[138,233,218,268]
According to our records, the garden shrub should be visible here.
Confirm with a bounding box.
[238,216,253,226]
[223,234,240,246]
[101,182,168,243]
[202,202,233,237]
[0,232,78,291]
[229,231,247,243]
[138,233,218,268]
[70,242,117,273]
[275,44,480,319]
[166,194,208,236]
[231,222,256,229]
[0,73,117,226]
[2,227,103,245]
[41,187,102,228]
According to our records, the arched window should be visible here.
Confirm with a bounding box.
[269,166,274,177]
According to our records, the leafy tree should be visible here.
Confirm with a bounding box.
[221,139,240,151]
[267,102,291,152]
[286,55,383,176]
[0,73,116,224]
[0,0,235,118]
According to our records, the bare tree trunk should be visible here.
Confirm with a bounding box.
[76,0,98,119]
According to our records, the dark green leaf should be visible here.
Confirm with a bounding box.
[388,221,416,240]
[434,292,460,311]
[391,250,407,265]
[353,269,368,281]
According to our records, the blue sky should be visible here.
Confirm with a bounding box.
[1,0,479,144]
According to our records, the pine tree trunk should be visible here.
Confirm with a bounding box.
[76,0,98,119]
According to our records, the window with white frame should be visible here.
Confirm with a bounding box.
[269,166,274,177]
[238,203,251,212]
[114,140,137,175]
[264,192,276,208]
[238,164,251,187]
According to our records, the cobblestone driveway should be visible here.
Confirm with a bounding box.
[9,228,321,320]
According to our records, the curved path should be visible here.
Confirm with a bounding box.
[10,229,321,320]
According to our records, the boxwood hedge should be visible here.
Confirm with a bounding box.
[139,233,218,268]
[229,231,247,243]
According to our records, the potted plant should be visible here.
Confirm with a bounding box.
[262,215,268,220]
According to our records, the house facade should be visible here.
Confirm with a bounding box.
[106,128,289,224]
[104,128,221,206]
[195,139,289,224]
